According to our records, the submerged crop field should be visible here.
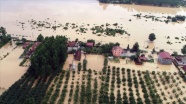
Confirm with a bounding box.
[1,66,186,104]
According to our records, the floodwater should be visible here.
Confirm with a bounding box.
[63,54,104,71]
[0,45,27,94]
[0,0,186,94]
[0,0,186,53]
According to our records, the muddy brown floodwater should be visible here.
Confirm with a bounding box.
[0,0,186,94]
[1,0,186,53]
[0,45,27,94]
[63,54,104,71]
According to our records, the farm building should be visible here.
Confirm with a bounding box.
[158,51,172,65]
[86,42,94,47]
[174,56,186,66]
[67,41,79,52]
[112,46,125,57]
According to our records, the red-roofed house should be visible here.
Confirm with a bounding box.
[112,46,124,57]
[86,42,94,47]
[23,42,30,49]
[139,56,148,62]
[67,41,78,52]
[25,42,41,59]
[68,41,76,47]
[158,51,172,65]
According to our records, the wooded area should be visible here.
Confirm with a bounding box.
[99,0,186,7]
[29,35,68,77]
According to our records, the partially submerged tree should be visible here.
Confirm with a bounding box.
[152,48,156,54]
[148,33,156,42]
[172,51,178,56]
[75,38,78,42]
[115,42,120,46]
[0,27,7,35]
[78,62,81,71]
[132,42,139,52]
[181,45,186,55]
[127,44,130,50]
[159,49,164,52]
[21,38,27,43]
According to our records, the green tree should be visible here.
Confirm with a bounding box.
[132,42,139,52]
[22,38,27,43]
[0,27,7,35]
[148,33,156,41]
[152,48,156,54]
[83,59,87,71]
[115,42,120,46]
[23,98,35,104]
[181,45,186,55]
[75,38,78,42]
[37,34,44,42]
[127,44,130,50]
[172,51,178,56]
[78,62,81,71]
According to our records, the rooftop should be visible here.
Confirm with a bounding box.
[68,41,76,47]
[183,65,186,72]
[86,42,94,47]
[159,51,172,59]
[112,46,122,50]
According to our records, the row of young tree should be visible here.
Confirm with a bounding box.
[29,35,68,77]
[0,67,56,104]
[99,0,183,7]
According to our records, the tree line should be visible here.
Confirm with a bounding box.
[99,0,185,7]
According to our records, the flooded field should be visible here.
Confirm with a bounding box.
[64,53,177,72]
[109,58,178,73]
[63,54,104,71]
[0,45,27,94]
[1,0,186,54]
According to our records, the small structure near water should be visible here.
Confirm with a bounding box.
[174,56,186,66]
[158,51,172,65]
[112,46,125,57]
[67,41,79,52]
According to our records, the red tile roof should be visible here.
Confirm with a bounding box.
[23,42,30,49]
[68,41,76,47]
[86,42,94,47]
[183,65,186,71]
[159,51,172,59]
[112,46,124,57]
[139,56,147,61]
